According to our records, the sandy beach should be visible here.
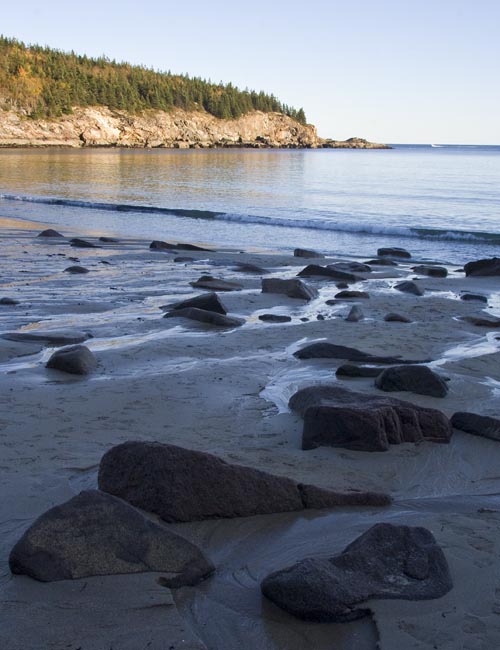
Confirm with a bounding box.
[1,215,500,650]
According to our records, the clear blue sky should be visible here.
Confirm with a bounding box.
[3,0,499,143]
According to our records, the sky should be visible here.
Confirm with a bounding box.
[2,0,499,144]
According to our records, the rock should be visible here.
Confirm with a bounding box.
[9,490,214,585]
[294,248,325,259]
[464,258,500,277]
[233,262,269,274]
[46,345,97,375]
[375,365,448,398]
[64,265,89,274]
[289,385,452,451]
[261,523,452,622]
[328,262,372,273]
[384,312,412,323]
[0,297,19,305]
[259,314,292,323]
[99,236,119,242]
[70,238,99,248]
[462,316,500,328]
[412,265,448,278]
[335,290,369,299]
[2,331,91,346]
[364,258,398,266]
[190,275,243,292]
[150,240,176,251]
[98,442,390,523]
[162,292,227,315]
[164,307,244,327]
[345,306,364,322]
[460,293,488,303]
[335,282,349,289]
[377,247,411,259]
[394,281,424,296]
[262,278,318,301]
[321,137,391,150]
[336,365,384,378]
[297,265,357,282]
[176,242,211,251]
[37,229,64,238]
[451,412,500,442]
[174,256,194,263]
[294,342,429,364]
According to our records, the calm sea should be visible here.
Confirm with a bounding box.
[1,144,499,264]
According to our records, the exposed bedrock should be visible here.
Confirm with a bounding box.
[98,442,390,522]
[261,523,452,622]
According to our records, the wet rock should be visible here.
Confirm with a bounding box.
[289,385,452,451]
[412,265,448,278]
[464,257,500,277]
[150,240,176,251]
[451,412,500,442]
[294,342,429,364]
[364,258,398,266]
[335,290,369,299]
[377,247,411,259]
[46,345,97,375]
[233,262,269,274]
[164,307,244,327]
[297,265,357,282]
[294,248,324,259]
[9,490,213,585]
[336,282,349,289]
[37,229,64,238]
[262,278,318,301]
[162,292,227,315]
[261,523,452,622]
[174,256,195,263]
[375,365,449,398]
[70,238,99,248]
[394,281,424,296]
[64,265,89,274]
[384,312,412,323]
[460,293,488,303]
[0,297,19,305]
[176,242,211,251]
[336,364,384,378]
[316,314,325,320]
[99,236,119,243]
[98,442,390,523]
[2,331,91,346]
[462,316,500,328]
[328,262,372,273]
[258,314,292,323]
[345,305,364,322]
[190,275,243,292]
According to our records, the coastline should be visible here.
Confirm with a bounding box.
[1,214,500,649]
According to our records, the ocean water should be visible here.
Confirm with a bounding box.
[1,144,499,264]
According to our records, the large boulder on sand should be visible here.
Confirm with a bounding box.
[46,345,97,375]
[262,278,318,301]
[98,442,390,523]
[294,248,324,258]
[464,258,500,277]
[294,342,429,365]
[289,385,452,451]
[9,490,213,585]
[261,523,452,622]
[297,265,357,282]
[412,265,448,278]
[2,331,91,346]
[451,412,500,442]
[164,307,244,327]
[70,238,99,248]
[161,292,227,315]
[377,247,411,259]
[375,365,449,398]
[394,281,424,296]
[37,229,64,238]
[190,275,243,291]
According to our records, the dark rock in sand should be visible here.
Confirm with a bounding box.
[336,282,349,289]
[190,275,243,292]
[150,240,176,251]
[412,265,448,278]
[262,278,318,301]
[364,258,398,266]
[174,256,195,263]
[176,242,211,251]
[451,412,500,442]
[345,305,364,322]
[70,238,99,248]
[384,312,412,323]
[233,262,269,274]
[259,314,292,323]
[0,297,19,305]
[294,342,429,365]
[261,523,452,622]
[2,331,91,346]
[98,442,390,523]
[460,293,488,303]
[335,290,369,299]
[289,385,452,451]
[394,281,424,296]
[46,345,97,375]
[377,247,411,259]
[329,262,372,273]
[164,307,244,328]
[37,229,64,238]
[9,490,213,585]
[462,316,500,328]
[99,236,119,243]
[464,257,500,277]
[64,265,89,274]
[297,264,357,282]
[375,365,449,398]
[163,292,227,315]
[294,248,324,259]
[336,364,384,378]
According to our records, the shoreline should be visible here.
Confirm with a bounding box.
[1,215,500,649]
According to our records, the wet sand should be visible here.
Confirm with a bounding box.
[1,216,500,649]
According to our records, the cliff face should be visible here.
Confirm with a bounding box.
[0,107,318,148]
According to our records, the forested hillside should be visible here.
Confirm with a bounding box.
[0,36,306,123]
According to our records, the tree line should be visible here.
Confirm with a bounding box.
[0,36,307,124]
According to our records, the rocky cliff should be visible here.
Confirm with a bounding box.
[0,106,390,149]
